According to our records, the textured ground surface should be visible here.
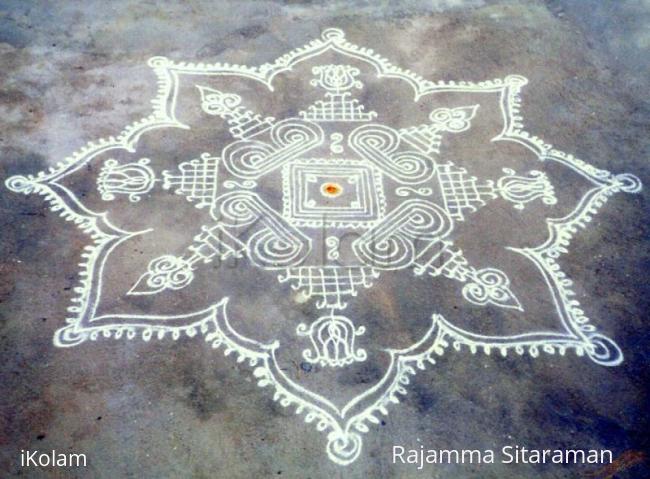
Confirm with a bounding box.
[0,1,648,478]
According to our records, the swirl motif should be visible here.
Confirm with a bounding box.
[325,236,340,260]
[223,118,323,179]
[329,132,344,154]
[586,334,623,366]
[5,175,35,194]
[222,141,276,179]
[212,192,311,269]
[213,191,260,225]
[197,86,243,116]
[395,186,433,197]
[326,432,362,466]
[461,268,521,310]
[249,229,307,268]
[614,173,642,193]
[429,105,479,133]
[129,255,194,295]
[2,27,643,470]
[349,124,435,184]
[353,200,452,270]
[223,179,257,190]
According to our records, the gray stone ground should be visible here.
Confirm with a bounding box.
[0,1,648,478]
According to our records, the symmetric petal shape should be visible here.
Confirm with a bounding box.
[6,28,642,465]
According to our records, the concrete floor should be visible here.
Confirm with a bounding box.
[0,1,648,478]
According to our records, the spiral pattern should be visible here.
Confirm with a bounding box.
[212,192,259,225]
[586,334,623,366]
[349,124,434,184]
[202,91,242,115]
[249,228,306,268]
[354,200,451,269]
[321,28,345,41]
[400,203,452,240]
[146,255,193,290]
[326,432,362,465]
[462,268,519,308]
[5,175,35,194]
[615,173,642,193]
[222,140,275,179]
[271,118,322,149]
[355,235,414,269]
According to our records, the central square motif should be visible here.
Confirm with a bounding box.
[282,159,385,228]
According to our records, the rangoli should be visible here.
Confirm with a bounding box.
[6,29,642,465]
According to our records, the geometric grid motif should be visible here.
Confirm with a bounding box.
[278,266,380,310]
[437,162,496,220]
[299,64,377,122]
[162,153,219,208]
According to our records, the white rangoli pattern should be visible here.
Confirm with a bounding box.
[5,29,642,465]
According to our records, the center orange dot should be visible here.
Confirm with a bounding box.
[321,182,343,197]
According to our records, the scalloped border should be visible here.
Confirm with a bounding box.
[5,28,642,465]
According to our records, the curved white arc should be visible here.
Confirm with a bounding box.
[507,246,583,340]
[533,186,616,254]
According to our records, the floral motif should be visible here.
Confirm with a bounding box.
[311,64,363,93]
[5,28,641,466]
[97,158,156,202]
[297,314,367,367]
